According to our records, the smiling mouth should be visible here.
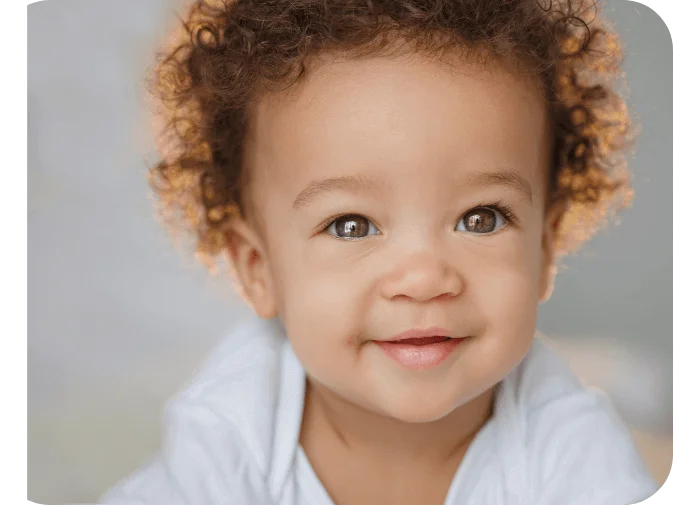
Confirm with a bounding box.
[373,335,463,369]
[386,336,453,345]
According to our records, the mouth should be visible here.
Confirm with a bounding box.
[373,333,464,370]
[373,327,465,370]
[386,335,454,345]
[380,327,458,345]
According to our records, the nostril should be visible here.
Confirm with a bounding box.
[431,293,452,303]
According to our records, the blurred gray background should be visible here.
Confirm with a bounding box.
[28,0,673,503]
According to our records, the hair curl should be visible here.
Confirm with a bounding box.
[146,0,635,267]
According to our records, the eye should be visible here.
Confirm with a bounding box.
[456,206,510,234]
[325,214,381,240]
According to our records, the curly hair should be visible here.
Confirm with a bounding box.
[146,0,635,268]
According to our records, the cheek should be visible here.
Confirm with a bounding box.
[268,245,367,367]
[465,241,543,380]
[477,251,541,318]
[273,237,369,316]
[479,267,540,341]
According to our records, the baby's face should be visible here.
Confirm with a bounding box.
[237,52,556,422]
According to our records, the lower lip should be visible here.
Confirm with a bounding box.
[373,338,464,370]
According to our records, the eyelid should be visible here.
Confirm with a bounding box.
[317,213,379,236]
[472,202,518,224]
[481,203,517,225]
[316,213,344,233]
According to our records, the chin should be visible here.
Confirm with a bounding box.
[394,410,457,424]
[374,390,469,424]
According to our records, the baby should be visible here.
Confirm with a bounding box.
[101,0,660,504]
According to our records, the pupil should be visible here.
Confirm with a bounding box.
[466,209,495,233]
[338,216,367,238]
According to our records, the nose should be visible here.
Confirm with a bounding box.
[378,251,464,303]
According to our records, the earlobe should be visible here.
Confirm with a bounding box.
[223,218,278,319]
[538,199,568,304]
[538,263,558,304]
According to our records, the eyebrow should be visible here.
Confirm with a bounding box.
[464,170,533,203]
[292,174,386,210]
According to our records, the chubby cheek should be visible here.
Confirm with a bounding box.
[269,248,368,382]
[464,247,542,387]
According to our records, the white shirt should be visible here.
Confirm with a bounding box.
[100,316,659,505]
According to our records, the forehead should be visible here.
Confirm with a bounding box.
[245,51,549,203]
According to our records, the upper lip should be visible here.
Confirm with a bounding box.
[381,326,456,342]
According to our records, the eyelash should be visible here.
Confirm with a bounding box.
[317,200,519,236]
[476,200,519,227]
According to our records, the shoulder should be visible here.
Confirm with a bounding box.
[504,336,659,504]
[100,395,273,504]
[101,316,297,505]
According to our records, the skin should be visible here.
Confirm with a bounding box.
[224,50,565,503]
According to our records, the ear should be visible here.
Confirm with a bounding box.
[223,218,278,319]
[538,199,568,304]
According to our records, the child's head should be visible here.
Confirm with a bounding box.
[148,0,633,422]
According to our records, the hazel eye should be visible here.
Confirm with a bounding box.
[326,215,380,240]
[456,207,507,234]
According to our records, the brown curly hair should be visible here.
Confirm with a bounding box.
[146,0,635,268]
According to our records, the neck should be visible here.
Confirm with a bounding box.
[300,377,495,470]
